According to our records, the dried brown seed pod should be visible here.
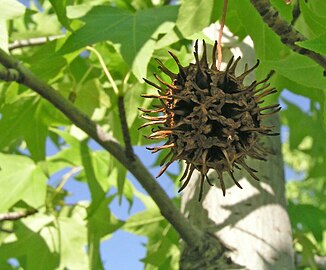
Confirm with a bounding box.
[139,40,280,201]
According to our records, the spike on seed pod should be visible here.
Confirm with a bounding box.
[139,40,280,201]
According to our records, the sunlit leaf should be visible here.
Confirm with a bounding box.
[0,221,59,270]
[0,154,47,212]
[296,32,326,55]
[301,1,326,37]
[228,0,289,79]
[0,0,25,20]
[0,19,8,51]
[0,95,47,161]
[57,217,88,269]
[60,5,178,79]
[176,0,222,38]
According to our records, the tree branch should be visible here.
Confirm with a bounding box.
[0,209,38,221]
[118,95,135,161]
[9,35,65,51]
[0,48,203,248]
[250,0,326,73]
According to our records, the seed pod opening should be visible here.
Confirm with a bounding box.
[139,40,280,201]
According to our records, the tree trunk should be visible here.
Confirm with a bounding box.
[180,115,295,269]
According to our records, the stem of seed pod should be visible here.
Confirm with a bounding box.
[217,0,228,70]
[86,46,120,95]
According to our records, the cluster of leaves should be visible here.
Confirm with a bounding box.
[0,0,183,269]
[278,1,326,268]
[0,0,325,269]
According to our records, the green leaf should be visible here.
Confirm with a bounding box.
[74,79,100,116]
[89,150,111,191]
[0,94,49,161]
[286,178,326,211]
[0,19,8,52]
[124,83,146,127]
[289,202,326,242]
[38,98,70,127]
[21,40,67,83]
[124,207,179,269]
[281,99,313,149]
[57,217,88,269]
[47,128,83,174]
[307,0,326,18]
[0,221,59,270]
[324,94,326,131]
[25,104,48,162]
[0,154,47,212]
[225,10,247,40]
[142,226,176,266]
[60,5,179,79]
[49,0,71,30]
[264,53,326,91]
[88,195,124,237]
[114,159,127,204]
[270,0,293,22]
[294,232,318,270]
[296,32,326,55]
[301,1,326,37]
[80,141,105,199]
[11,10,62,40]
[228,0,289,79]
[0,0,25,20]
[124,208,163,236]
[0,94,35,149]
[175,0,222,38]
[274,73,323,101]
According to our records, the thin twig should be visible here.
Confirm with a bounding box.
[0,48,203,249]
[118,95,135,161]
[217,0,228,70]
[118,72,134,160]
[86,46,120,95]
[9,35,65,51]
[56,167,82,192]
[87,46,134,159]
[250,0,326,73]
[0,228,13,233]
[0,209,38,221]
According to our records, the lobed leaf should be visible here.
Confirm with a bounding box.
[0,154,47,212]
[60,5,179,80]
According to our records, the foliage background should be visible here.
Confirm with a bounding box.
[0,0,325,269]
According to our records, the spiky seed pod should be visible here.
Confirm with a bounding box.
[139,40,280,201]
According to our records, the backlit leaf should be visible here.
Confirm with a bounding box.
[176,0,222,38]
[0,0,25,20]
[60,5,179,79]
[0,154,47,212]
